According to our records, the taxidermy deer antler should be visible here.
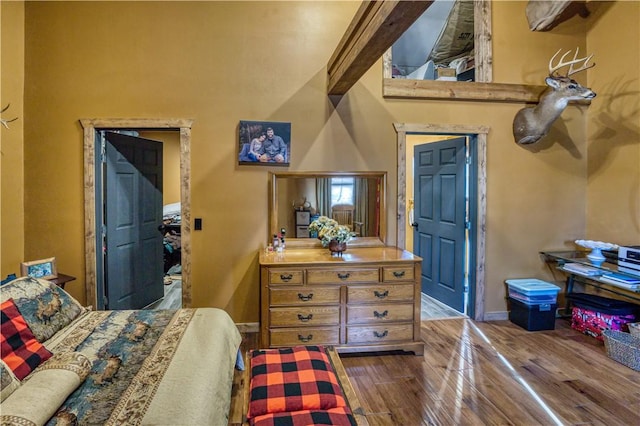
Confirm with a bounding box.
[513,48,596,145]
[1,104,18,129]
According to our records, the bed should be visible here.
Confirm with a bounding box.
[0,276,242,426]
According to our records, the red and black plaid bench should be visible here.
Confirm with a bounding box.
[245,345,367,426]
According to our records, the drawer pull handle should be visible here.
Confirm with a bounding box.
[298,334,313,342]
[374,290,389,299]
[298,293,314,301]
[280,274,293,282]
[374,310,389,319]
[373,330,388,339]
[337,273,351,280]
[297,314,313,322]
[393,271,406,278]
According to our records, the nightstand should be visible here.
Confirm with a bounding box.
[48,273,76,289]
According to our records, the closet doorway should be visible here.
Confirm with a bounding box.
[394,123,488,321]
[81,118,193,310]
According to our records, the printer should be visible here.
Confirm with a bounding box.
[618,245,640,276]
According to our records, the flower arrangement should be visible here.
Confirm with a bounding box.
[308,215,355,247]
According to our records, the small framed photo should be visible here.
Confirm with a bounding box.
[238,120,291,166]
[20,257,57,280]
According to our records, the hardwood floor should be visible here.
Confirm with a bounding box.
[421,293,465,320]
[237,318,640,425]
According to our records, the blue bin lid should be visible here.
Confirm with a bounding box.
[505,278,561,294]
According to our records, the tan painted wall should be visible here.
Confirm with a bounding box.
[585,1,640,245]
[15,1,635,320]
[1,1,25,278]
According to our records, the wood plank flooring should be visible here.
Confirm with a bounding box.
[421,293,465,320]
[236,318,640,425]
[341,319,640,425]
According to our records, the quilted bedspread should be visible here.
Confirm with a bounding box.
[41,307,241,425]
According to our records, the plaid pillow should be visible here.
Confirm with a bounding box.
[1,298,52,380]
[248,346,347,418]
[250,407,356,426]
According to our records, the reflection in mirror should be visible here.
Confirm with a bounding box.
[270,172,386,248]
[392,0,475,81]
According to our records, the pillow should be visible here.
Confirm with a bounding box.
[0,360,21,402]
[247,346,347,418]
[0,276,85,342]
[1,298,53,380]
[1,274,17,286]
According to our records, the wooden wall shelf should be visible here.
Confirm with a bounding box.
[383,79,547,103]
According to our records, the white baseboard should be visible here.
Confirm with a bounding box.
[235,322,259,333]
[483,311,509,321]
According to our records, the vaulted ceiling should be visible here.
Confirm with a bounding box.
[327,0,589,97]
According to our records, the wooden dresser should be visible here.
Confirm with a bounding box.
[259,247,423,355]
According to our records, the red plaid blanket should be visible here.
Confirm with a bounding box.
[247,346,355,425]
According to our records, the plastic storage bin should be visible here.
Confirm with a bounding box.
[505,278,561,305]
[567,293,638,341]
[508,297,557,331]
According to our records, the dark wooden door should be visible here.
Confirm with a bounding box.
[104,132,164,310]
[413,137,466,312]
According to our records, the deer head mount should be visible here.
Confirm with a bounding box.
[1,104,18,129]
[513,48,596,145]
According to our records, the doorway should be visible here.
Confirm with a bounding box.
[81,118,193,309]
[395,123,488,321]
[413,136,468,313]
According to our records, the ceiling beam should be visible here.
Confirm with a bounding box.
[327,1,433,96]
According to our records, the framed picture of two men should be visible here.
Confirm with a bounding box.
[238,120,291,166]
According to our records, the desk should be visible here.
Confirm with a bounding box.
[48,273,76,289]
[541,250,640,315]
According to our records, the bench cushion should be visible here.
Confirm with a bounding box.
[247,345,348,418]
[251,406,356,426]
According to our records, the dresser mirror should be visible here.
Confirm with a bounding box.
[269,171,387,248]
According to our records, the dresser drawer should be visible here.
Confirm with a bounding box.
[270,306,340,327]
[270,287,340,306]
[269,269,304,285]
[347,284,414,303]
[346,303,414,324]
[270,327,340,346]
[382,265,414,282]
[307,268,379,284]
[346,323,413,344]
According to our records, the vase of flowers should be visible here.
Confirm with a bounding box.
[309,215,355,256]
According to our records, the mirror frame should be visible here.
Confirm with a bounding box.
[269,171,387,248]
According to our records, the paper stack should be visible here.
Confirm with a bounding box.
[562,263,602,276]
